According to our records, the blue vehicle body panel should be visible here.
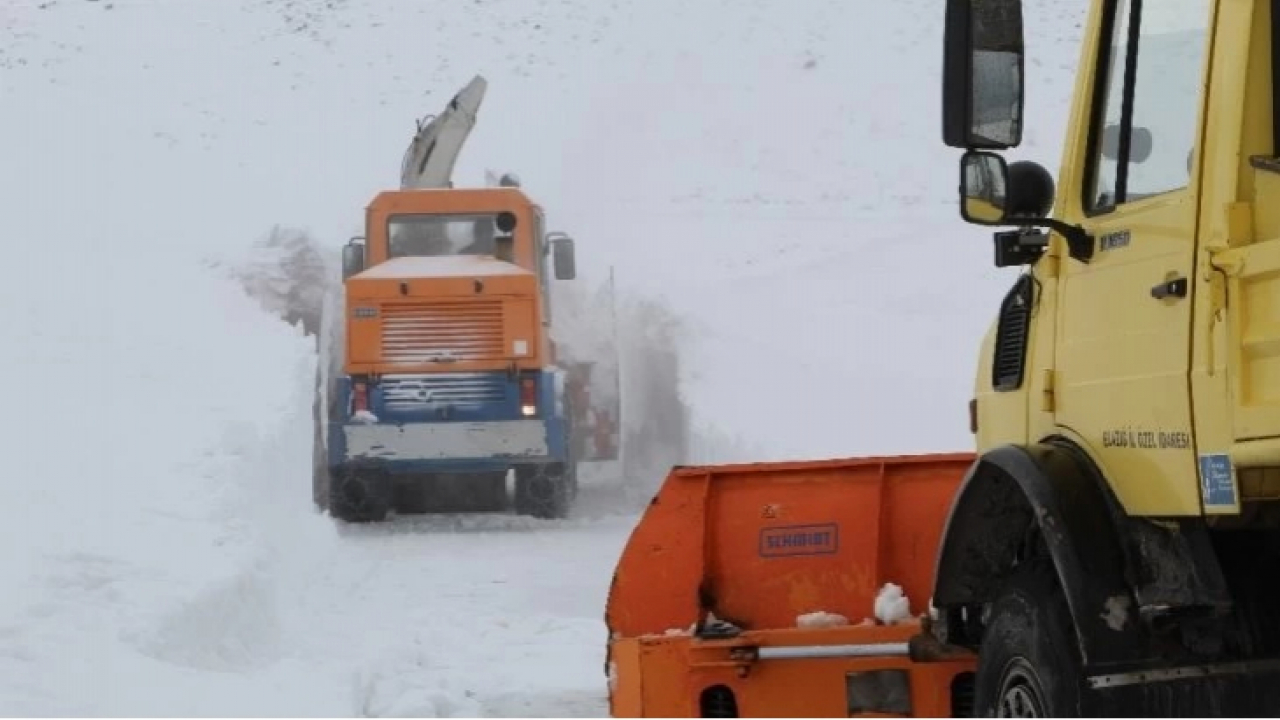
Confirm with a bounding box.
[327,370,569,477]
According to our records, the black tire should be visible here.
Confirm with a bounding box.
[328,469,391,523]
[974,560,1084,717]
[514,463,571,519]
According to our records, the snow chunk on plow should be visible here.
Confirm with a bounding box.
[875,583,914,626]
[796,611,850,629]
[604,453,979,717]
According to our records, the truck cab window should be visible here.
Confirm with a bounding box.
[388,213,500,258]
[1086,0,1210,212]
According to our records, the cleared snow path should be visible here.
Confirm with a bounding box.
[294,505,631,718]
[0,245,631,716]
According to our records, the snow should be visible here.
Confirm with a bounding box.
[355,255,535,280]
[0,0,1088,715]
[874,583,914,626]
[796,611,850,629]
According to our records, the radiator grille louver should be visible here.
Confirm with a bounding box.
[380,300,505,364]
[379,373,506,412]
[992,274,1034,392]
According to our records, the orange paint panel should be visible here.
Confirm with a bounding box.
[606,453,974,638]
[344,295,545,375]
[611,626,975,717]
[608,640,647,718]
[345,186,554,376]
[346,301,382,367]
[502,298,538,363]
[345,253,539,297]
[363,187,541,269]
[604,453,977,717]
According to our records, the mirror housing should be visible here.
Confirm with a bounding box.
[942,0,1025,149]
[546,232,577,280]
[958,150,1095,265]
[342,236,366,280]
[960,150,1010,225]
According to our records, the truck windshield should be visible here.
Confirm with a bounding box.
[387,213,500,258]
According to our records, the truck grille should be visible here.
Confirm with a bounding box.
[380,300,504,364]
[992,274,1033,392]
[380,373,507,412]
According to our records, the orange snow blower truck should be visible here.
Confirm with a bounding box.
[605,453,978,717]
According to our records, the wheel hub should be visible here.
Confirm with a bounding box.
[998,661,1047,718]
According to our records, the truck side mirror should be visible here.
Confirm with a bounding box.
[342,237,366,280]
[960,151,1010,225]
[960,151,1057,226]
[546,232,577,280]
[962,149,1079,267]
[942,0,1025,150]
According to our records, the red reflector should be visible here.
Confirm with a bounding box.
[520,377,537,406]
[353,382,369,412]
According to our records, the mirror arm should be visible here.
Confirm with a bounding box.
[1004,217,1092,264]
[992,219,1093,268]
[1037,218,1094,264]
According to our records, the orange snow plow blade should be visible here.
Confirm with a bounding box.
[605,453,978,718]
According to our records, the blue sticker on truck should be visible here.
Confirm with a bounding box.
[759,523,839,558]
[1199,453,1237,509]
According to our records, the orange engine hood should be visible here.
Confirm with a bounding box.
[346,255,538,298]
[343,256,545,373]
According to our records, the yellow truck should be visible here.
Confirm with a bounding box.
[608,0,1280,714]
[937,0,1280,712]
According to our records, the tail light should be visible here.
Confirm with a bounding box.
[520,377,537,417]
[352,381,369,413]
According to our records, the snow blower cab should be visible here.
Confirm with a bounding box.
[325,186,581,522]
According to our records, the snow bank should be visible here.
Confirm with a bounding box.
[0,247,335,714]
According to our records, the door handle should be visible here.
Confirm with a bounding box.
[1151,276,1189,300]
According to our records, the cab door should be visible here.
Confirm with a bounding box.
[1054,0,1213,516]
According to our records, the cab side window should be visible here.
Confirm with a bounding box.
[1086,0,1210,212]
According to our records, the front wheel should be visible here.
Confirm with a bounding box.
[513,463,572,519]
[975,561,1083,717]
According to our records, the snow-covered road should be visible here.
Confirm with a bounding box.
[0,242,636,716]
[3,447,633,717]
[301,499,631,718]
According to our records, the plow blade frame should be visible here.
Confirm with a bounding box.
[605,452,978,717]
